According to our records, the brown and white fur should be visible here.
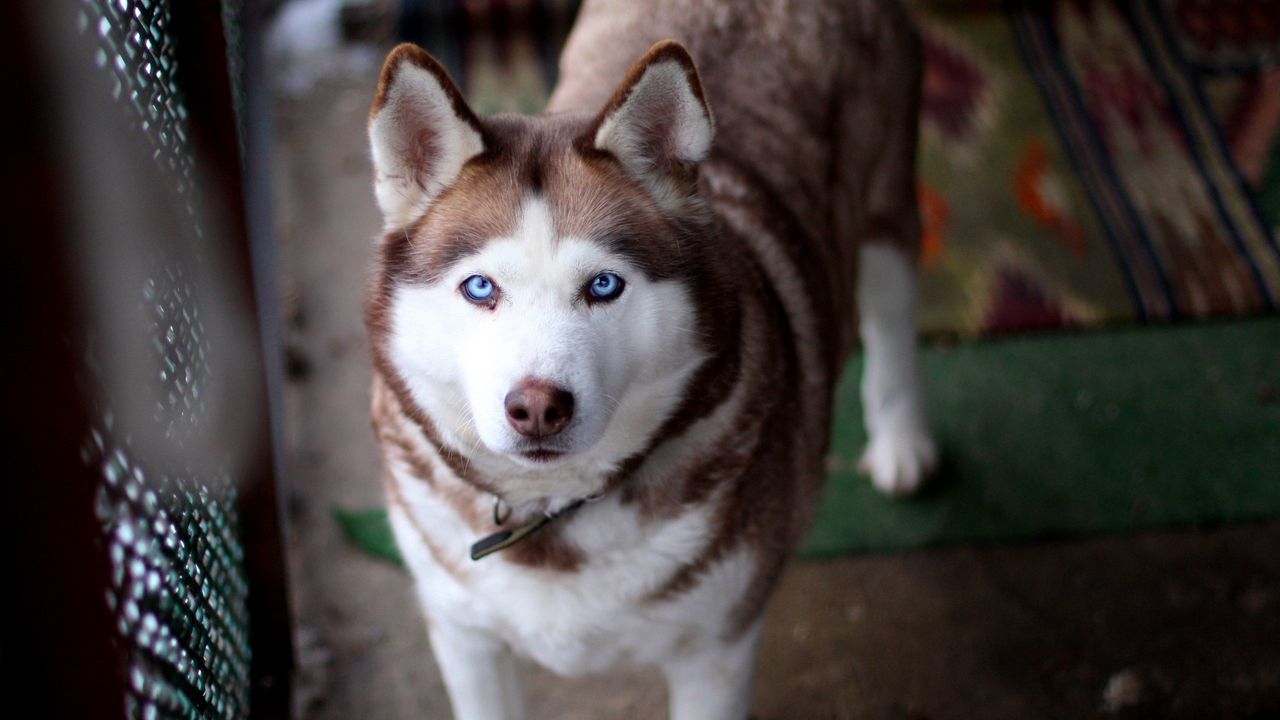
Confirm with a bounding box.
[365,1,935,717]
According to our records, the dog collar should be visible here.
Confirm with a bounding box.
[469,495,594,561]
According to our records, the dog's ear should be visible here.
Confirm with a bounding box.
[589,41,714,186]
[368,44,485,229]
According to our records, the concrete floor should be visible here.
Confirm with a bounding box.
[273,72,1280,720]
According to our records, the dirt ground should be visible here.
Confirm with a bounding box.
[273,73,1280,720]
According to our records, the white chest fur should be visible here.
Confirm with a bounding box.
[386,463,754,677]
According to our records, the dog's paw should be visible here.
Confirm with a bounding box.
[858,425,937,497]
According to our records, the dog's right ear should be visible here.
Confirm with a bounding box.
[368,44,485,229]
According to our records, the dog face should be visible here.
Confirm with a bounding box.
[368,44,720,480]
[386,196,703,468]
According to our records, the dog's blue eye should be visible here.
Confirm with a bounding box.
[588,272,624,302]
[461,274,495,303]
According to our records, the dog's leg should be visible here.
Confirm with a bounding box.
[661,622,762,720]
[836,4,937,496]
[856,243,937,495]
[428,618,525,720]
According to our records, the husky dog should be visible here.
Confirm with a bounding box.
[364,1,934,717]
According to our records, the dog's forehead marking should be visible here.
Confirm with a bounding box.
[393,112,683,286]
[509,195,560,271]
[467,195,606,283]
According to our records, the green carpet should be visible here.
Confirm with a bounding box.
[338,318,1280,563]
[804,317,1280,556]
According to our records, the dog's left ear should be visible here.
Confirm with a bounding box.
[590,41,714,184]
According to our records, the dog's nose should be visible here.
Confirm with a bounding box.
[504,379,574,438]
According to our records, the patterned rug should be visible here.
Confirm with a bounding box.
[919,0,1280,335]
[397,0,1280,337]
